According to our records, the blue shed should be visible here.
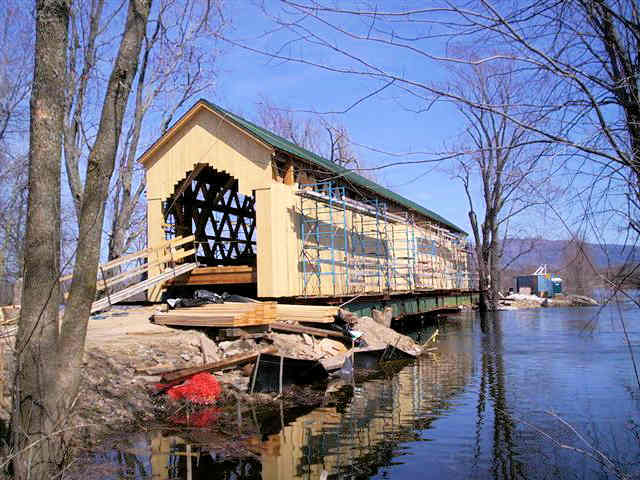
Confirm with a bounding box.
[516,274,555,297]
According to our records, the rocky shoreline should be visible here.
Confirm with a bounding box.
[497,292,599,310]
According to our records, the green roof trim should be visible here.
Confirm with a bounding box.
[199,99,466,235]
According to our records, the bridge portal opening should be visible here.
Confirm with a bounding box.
[163,164,257,291]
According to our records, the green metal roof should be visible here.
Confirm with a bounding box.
[199,99,466,234]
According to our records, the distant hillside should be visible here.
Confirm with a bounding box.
[502,238,640,271]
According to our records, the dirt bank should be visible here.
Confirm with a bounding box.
[0,307,234,440]
[0,304,423,447]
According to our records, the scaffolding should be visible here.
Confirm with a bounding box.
[299,182,349,297]
[299,184,395,296]
[359,198,391,293]
[298,181,471,296]
[388,214,416,291]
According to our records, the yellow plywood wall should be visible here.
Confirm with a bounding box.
[255,183,301,297]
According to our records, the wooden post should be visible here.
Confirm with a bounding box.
[279,354,284,395]
[284,160,294,185]
[186,444,192,480]
[250,353,261,394]
[236,399,242,434]
[99,266,112,307]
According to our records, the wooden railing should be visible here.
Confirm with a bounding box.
[60,235,197,312]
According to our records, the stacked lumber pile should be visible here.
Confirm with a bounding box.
[152,302,338,329]
[153,302,277,327]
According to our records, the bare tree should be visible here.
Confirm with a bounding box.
[13,0,151,477]
[61,0,225,259]
[107,0,225,261]
[0,1,32,144]
[228,0,639,240]
[257,96,323,153]
[0,155,29,304]
[257,95,364,171]
[451,62,552,310]
[0,1,33,303]
[12,0,69,476]
[561,235,597,297]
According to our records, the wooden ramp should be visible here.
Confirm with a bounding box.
[59,235,197,313]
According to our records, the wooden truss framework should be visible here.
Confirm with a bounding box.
[164,166,256,266]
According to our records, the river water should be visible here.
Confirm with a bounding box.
[84,303,640,479]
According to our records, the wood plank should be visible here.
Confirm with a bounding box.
[90,262,196,313]
[218,325,270,339]
[93,248,195,294]
[154,314,237,323]
[154,301,277,327]
[170,265,257,286]
[275,304,337,324]
[270,322,349,339]
[163,163,207,219]
[160,346,278,383]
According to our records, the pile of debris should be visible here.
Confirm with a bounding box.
[0,294,429,444]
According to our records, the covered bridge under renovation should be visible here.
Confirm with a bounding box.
[139,100,476,315]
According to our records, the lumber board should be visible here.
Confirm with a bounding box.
[163,164,207,219]
[218,325,270,339]
[161,346,278,383]
[274,304,337,324]
[153,301,276,327]
[276,316,334,324]
[271,322,349,339]
[154,314,237,325]
[90,262,196,313]
[93,248,195,294]
[170,265,257,285]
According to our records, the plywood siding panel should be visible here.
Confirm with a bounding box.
[256,183,301,297]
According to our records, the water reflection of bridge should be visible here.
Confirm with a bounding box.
[89,323,475,479]
[254,329,474,479]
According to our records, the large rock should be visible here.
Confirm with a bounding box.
[199,335,221,364]
[219,338,256,357]
[383,307,393,327]
[316,338,348,358]
[267,332,318,359]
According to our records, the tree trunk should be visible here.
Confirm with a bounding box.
[58,0,151,411]
[11,1,69,477]
[11,1,151,477]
